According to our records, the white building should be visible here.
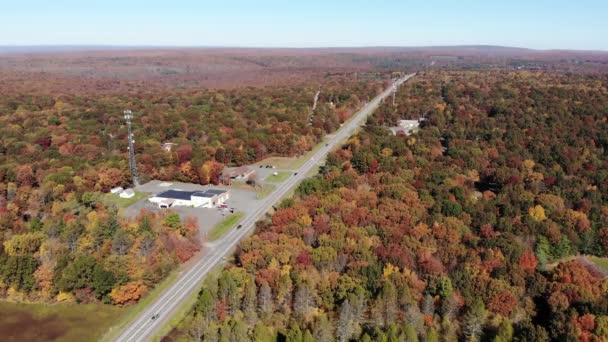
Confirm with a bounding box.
[110,186,124,194]
[389,119,421,136]
[120,188,135,198]
[161,142,176,152]
[149,189,229,209]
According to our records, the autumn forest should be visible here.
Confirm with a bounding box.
[1,48,608,341]
[169,70,608,341]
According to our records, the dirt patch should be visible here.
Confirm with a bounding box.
[0,307,68,341]
[0,301,124,342]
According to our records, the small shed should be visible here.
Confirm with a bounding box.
[110,186,124,194]
[161,142,176,152]
[120,189,135,198]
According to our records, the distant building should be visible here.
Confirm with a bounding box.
[148,189,229,208]
[119,188,135,198]
[161,142,176,152]
[389,119,421,136]
[110,186,124,194]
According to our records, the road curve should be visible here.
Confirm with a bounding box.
[115,73,416,342]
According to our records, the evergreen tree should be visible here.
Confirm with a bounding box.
[494,319,513,342]
[286,322,303,342]
[313,313,334,342]
[303,329,314,342]
[253,323,274,342]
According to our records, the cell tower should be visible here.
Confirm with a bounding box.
[123,109,140,186]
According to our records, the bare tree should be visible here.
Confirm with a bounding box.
[337,299,354,342]
[242,277,258,325]
[293,282,315,318]
[258,281,273,315]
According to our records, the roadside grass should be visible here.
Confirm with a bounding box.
[588,256,608,273]
[208,212,245,241]
[264,171,291,183]
[256,183,276,199]
[0,301,123,342]
[227,181,275,199]
[254,137,327,170]
[151,267,226,342]
[150,285,200,342]
[104,190,148,209]
[101,271,179,342]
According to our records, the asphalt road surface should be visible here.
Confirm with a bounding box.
[115,73,416,342]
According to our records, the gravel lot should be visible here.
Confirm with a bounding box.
[122,180,265,242]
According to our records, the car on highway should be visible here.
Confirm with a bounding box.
[151,314,159,320]
[237,224,243,229]
[294,172,298,176]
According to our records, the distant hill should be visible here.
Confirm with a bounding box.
[0,45,606,94]
[0,44,605,56]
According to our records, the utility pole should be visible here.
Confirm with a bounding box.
[123,109,140,186]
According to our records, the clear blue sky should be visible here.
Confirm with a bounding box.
[2,0,607,50]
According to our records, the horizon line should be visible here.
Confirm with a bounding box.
[1,44,607,54]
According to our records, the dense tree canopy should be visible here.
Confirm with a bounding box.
[0,74,385,305]
[170,71,608,341]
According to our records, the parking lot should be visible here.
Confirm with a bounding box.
[123,180,264,242]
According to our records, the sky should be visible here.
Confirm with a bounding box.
[2,0,607,50]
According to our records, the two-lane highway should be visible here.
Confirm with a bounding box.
[115,73,415,342]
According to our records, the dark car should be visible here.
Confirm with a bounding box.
[294,172,298,176]
[237,224,243,229]
[151,314,159,320]
[325,143,329,146]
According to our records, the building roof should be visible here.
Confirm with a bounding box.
[192,191,215,198]
[205,189,227,195]
[155,190,195,200]
[155,188,227,200]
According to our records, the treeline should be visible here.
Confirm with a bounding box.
[0,203,200,304]
[169,71,608,341]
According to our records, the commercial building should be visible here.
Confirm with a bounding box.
[148,189,229,209]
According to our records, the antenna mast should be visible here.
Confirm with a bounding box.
[123,109,140,186]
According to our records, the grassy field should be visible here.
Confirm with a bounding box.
[256,183,276,199]
[104,190,148,209]
[208,212,245,241]
[0,301,124,342]
[589,256,608,273]
[253,137,327,170]
[264,171,291,183]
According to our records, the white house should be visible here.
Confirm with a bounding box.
[389,119,421,136]
[110,186,124,194]
[120,188,135,198]
[161,142,176,152]
[149,189,229,209]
